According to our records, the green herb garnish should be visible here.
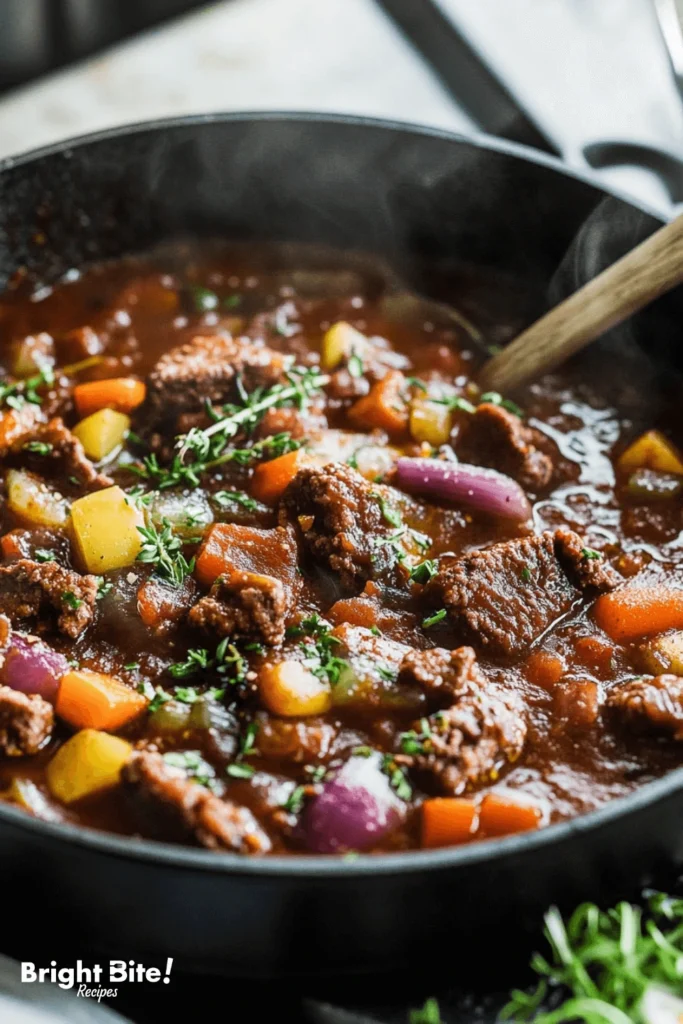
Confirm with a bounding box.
[23,441,53,455]
[281,784,307,815]
[61,591,83,610]
[410,559,438,585]
[581,547,602,561]
[136,518,195,587]
[34,549,56,563]
[479,390,523,418]
[226,763,256,780]
[422,608,447,629]
[213,489,259,512]
[0,365,54,411]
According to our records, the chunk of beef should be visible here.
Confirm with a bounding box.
[0,685,53,756]
[254,399,328,441]
[461,402,553,490]
[0,404,43,458]
[279,463,397,591]
[553,677,600,729]
[606,675,683,739]
[554,527,622,591]
[401,682,526,795]
[189,572,289,646]
[122,748,271,853]
[137,576,197,636]
[0,559,98,638]
[142,333,289,434]
[398,645,483,708]
[427,529,620,657]
[11,417,112,490]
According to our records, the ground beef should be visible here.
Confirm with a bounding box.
[189,572,289,646]
[427,529,620,657]
[279,463,397,591]
[11,417,112,490]
[605,675,683,739]
[141,333,289,434]
[0,685,54,756]
[401,682,526,795]
[460,402,553,491]
[253,399,328,441]
[122,748,271,853]
[0,559,99,638]
[397,645,483,708]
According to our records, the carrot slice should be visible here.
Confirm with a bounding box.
[524,649,565,689]
[478,792,542,837]
[56,669,148,731]
[251,448,310,504]
[594,586,683,642]
[349,370,409,437]
[195,522,299,588]
[421,797,478,849]
[73,377,146,418]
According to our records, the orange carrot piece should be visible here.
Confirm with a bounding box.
[56,668,148,731]
[524,649,566,690]
[478,792,542,837]
[0,530,24,561]
[594,586,683,642]
[348,370,409,437]
[195,522,298,588]
[73,377,146,418]
[251,449,309,504]
[421,797,478,849]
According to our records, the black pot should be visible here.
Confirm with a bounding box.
[0,114,681,977]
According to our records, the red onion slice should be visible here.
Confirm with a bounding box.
[396,457,532,522]
[300,754,405,854]
[0,634,69,702]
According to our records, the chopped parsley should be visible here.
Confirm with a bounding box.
[61,591,83,611]
[23,440,53,455]
[519,566,532,583]
[501,892,683,1023]
[213,489,258,513]
[136,518,195,587]
[281,784,307,815]
[347,351,364,378]
[141,684,173,714]
[226,762,256,780]
[381,755,412,801]
[370,490,403,529]
[95,577,113,600]
[410,998,444,1024]
[188,285,219,312]
[479,390,523,418]
[422,608,447,629]
[123,662,140,673]
[432,394,476,414]
[239,721,259,758]
[378,664,396,682]
[291,614,350,686]
[163,750,218,790]
[399,718,432,755]
[34,549,56,563]
[581,547,602,561]
[370,625,381,637]
[409,559,438,585]
[169,638,248,685]
[406,377,428,393]
[0,365,54,411]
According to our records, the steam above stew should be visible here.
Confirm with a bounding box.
[1,245,683,856]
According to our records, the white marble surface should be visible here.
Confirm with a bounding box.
[0,0,680,210]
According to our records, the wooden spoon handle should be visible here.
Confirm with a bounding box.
[479,210,683,393]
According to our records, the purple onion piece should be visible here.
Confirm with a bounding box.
[395,457,532,522]
[0,634,69,702]
[300,754,405,854]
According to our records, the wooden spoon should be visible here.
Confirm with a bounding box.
[479,210,683,393]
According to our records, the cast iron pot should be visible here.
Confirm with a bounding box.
[0,114,681,977]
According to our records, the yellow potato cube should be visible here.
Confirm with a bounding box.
[321,321,368,370]
[6,468,69,527]
[46,729,132,805]
[73,408,130,461]
[259,660,332,716]
[618,429,683,476]
[641,631,683,675]
[70,485,144,573]
[410,398,452,447]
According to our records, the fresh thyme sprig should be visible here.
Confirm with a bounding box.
[287,614,350,686]
[0,366,54,411]
[136,518,195,586]
[168,637,252,684]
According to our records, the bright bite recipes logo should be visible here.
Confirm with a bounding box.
[21,959,174,1000]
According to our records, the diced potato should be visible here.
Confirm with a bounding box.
[147,489,214,539]
[618,429,683,476]
[70,485,144,573]
[6,468,69,527]
[409,398,452,447]
[46,729,132,805]
[352,444,400,482]
[641,630,683,675]
[259,660,332,716]
[73,408,130,461]
[626,468,683,502]
[321,321,368,370]
[11,332,54,377]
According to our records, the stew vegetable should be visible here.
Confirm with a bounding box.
[1,246,682,856]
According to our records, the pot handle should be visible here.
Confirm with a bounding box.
[378,0,683,214]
